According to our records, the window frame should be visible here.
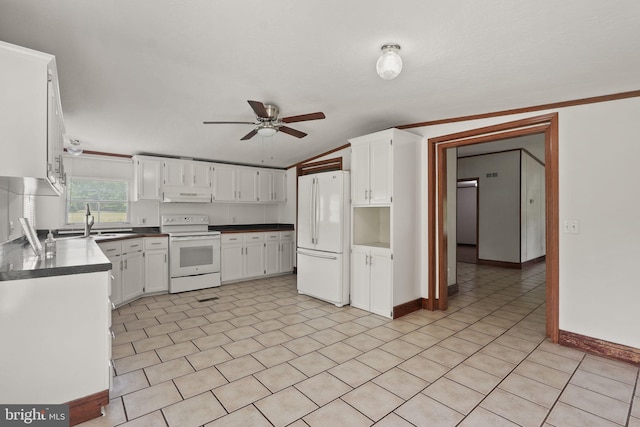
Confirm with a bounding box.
[65,176,131,226]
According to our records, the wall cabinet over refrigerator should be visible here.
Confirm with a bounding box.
[349,128,421,318]
[0,41,66,195]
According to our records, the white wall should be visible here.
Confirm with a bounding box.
[414,96,640,349]
[458,151,521,263]
[457,186,477,245]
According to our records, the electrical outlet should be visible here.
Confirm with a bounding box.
[138,217,146,225]
[563,219,579,234]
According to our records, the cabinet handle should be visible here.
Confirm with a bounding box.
[164,254,167,263]
[370,256,374,266]
[151,242,161,245]
[365,255,368,265]
[365,189,368,200]
[111,302,116,310]
[110,274,115,280]
[124,259,127,269]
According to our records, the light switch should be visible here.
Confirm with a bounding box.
[563,220,579,234]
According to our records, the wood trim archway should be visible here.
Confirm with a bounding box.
[427,113,559,342]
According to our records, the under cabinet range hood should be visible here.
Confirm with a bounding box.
[162,191,212,203]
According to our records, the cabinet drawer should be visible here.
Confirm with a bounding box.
[122,239,143,253]
[243,232,264,243]
[221,234,243,245]
[265,232,280,241]
[98,241,121,256]
[280,231,294,241]
[144,237,168,250]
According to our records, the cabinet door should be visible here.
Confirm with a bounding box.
[351,143,370,205]
[109,256,123,307]
[265,241,279,275]
[237,168,258,202]
[369,251,392,317]
[221,245,243,282]
[122,251,144,302]
[244,242,264,278]
[258,170,272,203]
[163,159,186,187]
[369,138,392,204]
[350,248,370,310]
[272,171,287,202]
[212,164,236,202]
[191,161,211,189]
[279,240,294,273]
[144,250,168,294]
[135,157,162,200]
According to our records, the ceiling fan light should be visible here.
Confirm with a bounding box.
[376,44,403,80]
[257,126,277,137]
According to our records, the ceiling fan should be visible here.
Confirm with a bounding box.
[203,100,325,140]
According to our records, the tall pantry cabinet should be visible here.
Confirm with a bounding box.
[349,128,421,318]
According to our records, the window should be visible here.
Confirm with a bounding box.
[66,177,129,225]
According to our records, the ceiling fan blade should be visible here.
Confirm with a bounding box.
[203,121,256,125]
[281,112,325,123]
[247,100,268,117]
[279,126,307,138]
[240,129,258,140]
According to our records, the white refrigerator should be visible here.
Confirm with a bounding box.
[297,171,350,306]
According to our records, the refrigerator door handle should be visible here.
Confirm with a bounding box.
[315,177,320,244]
[297,250,337,260]
[310,177,316,244]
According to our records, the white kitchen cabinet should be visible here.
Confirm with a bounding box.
[279,231,294,273]
[133,155,162,201]
[265,232,280,275]
[351,246,393,317]
[143,237,168,294]
[349,128,421,319]
[237,167,258,202]
[212,164,258,202]
[350,135,392,205]
[0,271,110,408]
[121,240,144,303]
[0,41,66,195]
[245,240,265,277]
[98,240,123,306]
[162,159,212,202]
[163,158,186,187]
[221,242,244,282]
[258,169,287,203]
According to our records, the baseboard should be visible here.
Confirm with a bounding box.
[393,299,422,319]
[477,259,522,269]
[522,255,546,268]
[448,283,459,296]
[559,330,640,367]
[68,389,109,426]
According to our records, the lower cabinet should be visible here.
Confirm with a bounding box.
[98,236,168,307]
[144,237,169,294]
[351,245,393,318]
[221,231,294,284]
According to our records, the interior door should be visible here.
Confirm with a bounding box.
[315,172,344,253]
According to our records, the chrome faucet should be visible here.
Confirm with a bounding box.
[84,204,94,237]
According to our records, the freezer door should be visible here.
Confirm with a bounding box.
[315,172,344,253]
[297,249,347,306]
[297,174,315,249]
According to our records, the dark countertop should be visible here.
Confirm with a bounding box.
[211,223,294,233]
[0,237,111,281]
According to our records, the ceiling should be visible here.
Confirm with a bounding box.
[1,1,639,169]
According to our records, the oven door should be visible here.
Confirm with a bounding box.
[170,235,221,278]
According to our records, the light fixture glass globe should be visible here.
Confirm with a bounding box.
[67,139,83,156]
[376,44,403,80]
[257,126,277,137]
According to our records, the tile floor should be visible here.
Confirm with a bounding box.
[80,262,640,426]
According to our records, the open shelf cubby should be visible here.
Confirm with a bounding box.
[352,206,391,248]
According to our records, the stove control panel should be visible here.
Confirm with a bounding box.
[161,215,210,226]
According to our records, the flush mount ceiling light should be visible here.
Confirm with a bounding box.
[67,138,83,156]
[376,43,403,80]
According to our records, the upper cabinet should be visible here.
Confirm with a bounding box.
[0,41,66,195]
[212,164,258,203]
[350,136,393,205]
[131,155,286,204]
[133,155,162,201]
[258,169,287,203]
[161,159,212,202]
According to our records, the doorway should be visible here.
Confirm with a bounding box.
[427,113,559,342]
[456,178,479,265]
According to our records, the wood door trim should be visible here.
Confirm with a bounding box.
[428,112,559,343]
